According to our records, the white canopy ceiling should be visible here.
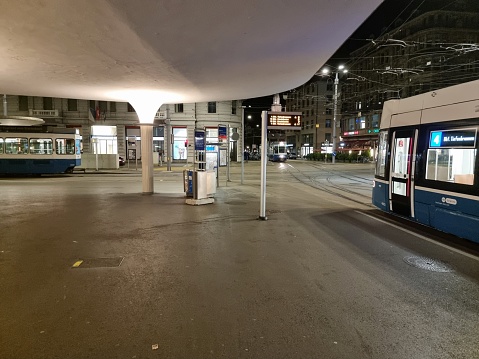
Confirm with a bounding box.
[0,0,382,105]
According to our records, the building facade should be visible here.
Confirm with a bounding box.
[284,78,336,157]
[340,5,479,153]
[283,4,479,158]
[1,95,243,163]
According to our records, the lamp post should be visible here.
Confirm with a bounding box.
[321,65,347,164]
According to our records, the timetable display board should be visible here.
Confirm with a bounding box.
[267,112,302,130]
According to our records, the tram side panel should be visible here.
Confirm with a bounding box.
[373,120,479,244]
[413,119,479,244]
[0,131,81,174]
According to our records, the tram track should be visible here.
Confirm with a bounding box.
[285,162,375,207]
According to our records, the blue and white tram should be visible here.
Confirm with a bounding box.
[269,142,288,162]
[372,79,479,244]
[0,127,81,174]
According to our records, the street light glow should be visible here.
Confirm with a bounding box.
[319,64,348,164]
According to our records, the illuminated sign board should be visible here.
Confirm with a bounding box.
[429,129,477,148]
[267,112,302,130]
[343,131,359,136]
[194,130,205,151]
[218,125,227,144]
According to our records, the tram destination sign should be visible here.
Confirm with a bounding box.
[429,129,477,148]
[267,112,302,130]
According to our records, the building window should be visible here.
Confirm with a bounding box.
[67,99,77,111]
[372,114,379,128]
[110,102,116,112]
[173,127,188,160]
[327,84,333,91]
[208,102,216,113]
[231,100,237,115]
[325,119,332,128]
[99,101,107,112]
[325,133,332,142]
[89,100,95,110]
[18,96,28,111]
[326,108,332,115]
[43,97,53,110]
[127,103,135,112]
[175,103,184,113]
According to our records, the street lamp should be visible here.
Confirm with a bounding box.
[321,65,347,164]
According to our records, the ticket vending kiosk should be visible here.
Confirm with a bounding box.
[183,129,216,205]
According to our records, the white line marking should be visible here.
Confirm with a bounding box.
[355,210,479,262]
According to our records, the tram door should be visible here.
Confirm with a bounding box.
[389,129,417,217]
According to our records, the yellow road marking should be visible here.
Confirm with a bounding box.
[72,260,83,268]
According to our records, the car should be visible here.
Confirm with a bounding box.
[119,156,126,166]
[287,152,297,159]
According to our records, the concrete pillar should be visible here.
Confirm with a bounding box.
[141,125,154,194]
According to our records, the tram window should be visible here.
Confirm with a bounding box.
[0,138,3,154]
[274,145,287,154]
[426,148,476,185]
[376,131,388,177]
[29,138,53,154]
[5,137,28,154]
[56,138,76,155]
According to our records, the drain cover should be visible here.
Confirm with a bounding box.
[403,256,453,273]
[72,257,124,268]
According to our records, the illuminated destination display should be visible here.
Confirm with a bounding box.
[267,112,302,130]
[429,129,477,148]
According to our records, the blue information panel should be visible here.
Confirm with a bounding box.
[195,130,206,151]
[218,125,227,144]
[429,129,476,148]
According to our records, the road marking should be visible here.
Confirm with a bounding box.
[355,211,479,262]
[72,260,83,268]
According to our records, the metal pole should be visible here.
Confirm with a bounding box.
[332,72,339,164]
[259,111,267,220]
[3,94,7,116]
[135,139,138,171]
[216,150,220,187]
[227,124,230,182]
[166,105,172,171]
[241,106,245,185]
[95,141,99,171]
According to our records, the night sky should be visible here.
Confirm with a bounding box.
[242,0,478,124]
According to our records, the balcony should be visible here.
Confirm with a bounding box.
[155,111,166,119]
[29,109,59,117]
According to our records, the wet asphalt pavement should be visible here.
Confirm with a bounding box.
[1,161,478,359]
